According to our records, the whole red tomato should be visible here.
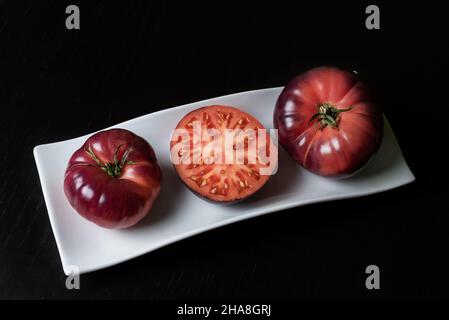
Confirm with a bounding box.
[274,67,383,177]
[64,129,162,229]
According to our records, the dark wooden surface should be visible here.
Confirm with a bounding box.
[0,1,448,299]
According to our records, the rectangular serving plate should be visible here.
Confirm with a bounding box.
[34,87,415,275]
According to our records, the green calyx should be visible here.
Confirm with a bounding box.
[85,144,135,178]
[309,103,352,131]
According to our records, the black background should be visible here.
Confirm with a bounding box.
[0,0,448,300]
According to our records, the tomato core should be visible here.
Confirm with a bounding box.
[310,103,353,131]
[85,144,134,178]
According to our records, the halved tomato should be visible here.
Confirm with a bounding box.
[170,105,276,203]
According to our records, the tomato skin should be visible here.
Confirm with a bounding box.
[64,129,162,229]
[274,67,383,177]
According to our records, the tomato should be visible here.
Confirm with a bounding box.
[274,66,383,177]
[64,129,162,229]
[170,105,276,203]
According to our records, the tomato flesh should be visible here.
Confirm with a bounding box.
[171,105,275,202]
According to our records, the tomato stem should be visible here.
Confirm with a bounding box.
[309,103,352,131]
[84,144,134,178]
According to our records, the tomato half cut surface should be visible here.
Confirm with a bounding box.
[170,105,276,203]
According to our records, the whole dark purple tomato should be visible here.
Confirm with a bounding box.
[64,129,162,229]
[274,66,383,177]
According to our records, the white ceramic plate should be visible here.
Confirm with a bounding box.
[34,87,415,275]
